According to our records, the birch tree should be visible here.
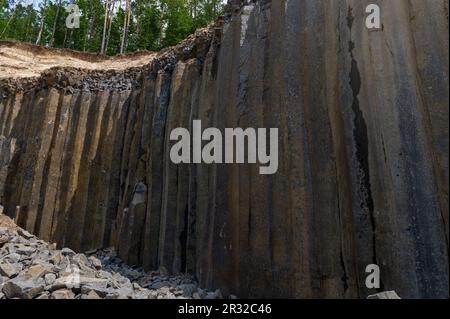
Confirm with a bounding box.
[35,0,48,45]
[50,0,62,47]
[120,0,131,54]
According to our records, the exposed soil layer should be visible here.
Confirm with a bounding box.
[0,41,158,79]
[0,26,217,95]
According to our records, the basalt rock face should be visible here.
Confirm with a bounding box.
[0,0,448,299]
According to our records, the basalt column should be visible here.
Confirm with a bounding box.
[0,0,448,299]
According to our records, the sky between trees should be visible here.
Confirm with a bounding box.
[0,0,225,55]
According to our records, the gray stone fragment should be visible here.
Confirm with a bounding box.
[35,292,51,299]
[88,256,102,270]
[205,289,222,299]
[179,283,197,297]
[3,253,21,264]
[23,264,50,280]
[0,234,8,246]
[80,284,113,298]
[72,254,95,273]
[51,275,107,291]
[48,251,63,265]
[51,289,76,299]
[61,248,75,257]
[0,261,22,278]
[44,273,57,285]
[81,290,101,299]
[15,245,36,256]
[17,228,34,240]
[149,280,170,289]
[133,290,150,299]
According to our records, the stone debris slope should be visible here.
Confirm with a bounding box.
[0,212,223,299]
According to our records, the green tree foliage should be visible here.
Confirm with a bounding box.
[130,0,160,52]
[1,1,39,42]
[0,0,224,55]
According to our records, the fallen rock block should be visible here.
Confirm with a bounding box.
[368,291,401,299]
[35,292,51,299]
[80,285,112,298]
[61,248,75,257]
[0,261,22,278]
[204,289,222,299]
[48,251,63,265]
[81,290,101,299]
[2,276,45,299]
[17,229,34,240]
[88,256,102,270]
[51,275,108,291]
[23,264,51,280]
[15,245,37,256]
[51,289,76,299]
[2,253,21,264]
[179,283,197,298]
[0,234,8,246]
[44,273,56,285]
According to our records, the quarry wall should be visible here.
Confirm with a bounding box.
[0,0,448,298]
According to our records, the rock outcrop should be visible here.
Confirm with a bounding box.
[0,0,448,298]
[367,291,401,300]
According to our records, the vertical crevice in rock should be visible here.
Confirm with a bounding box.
[348,53,378,269]
[346,4,381,295]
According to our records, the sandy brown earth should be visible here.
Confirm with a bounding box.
[0,41,157,79]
